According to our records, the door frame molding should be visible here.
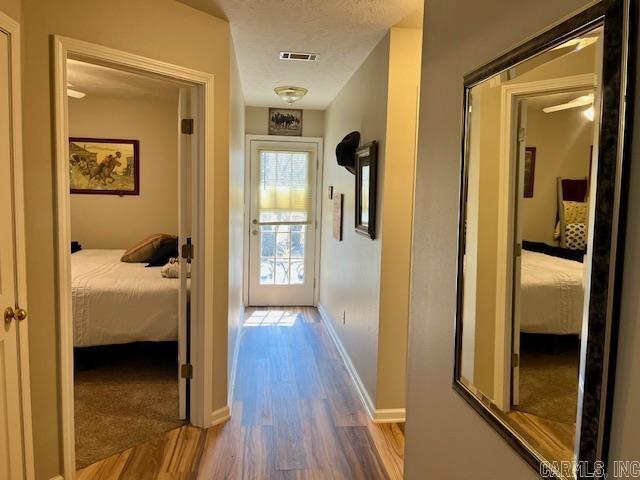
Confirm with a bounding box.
[243,134,324,306]
[0,9,35,479]
[493,73,597,410]
[52,35,218,478]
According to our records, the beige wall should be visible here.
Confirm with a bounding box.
[319,28,422,410]
[21,1,230,477]
[69,94,179,249]
[0,0,19,22]
[472,84,501,397]
[319,33,389,402]
[376,27,422,409]
[522,106,593,244]
[404,0,595,478]
[228,43,245,378]
[245,106,324,137]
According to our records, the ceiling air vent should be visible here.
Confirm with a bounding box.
[279,51,319,62]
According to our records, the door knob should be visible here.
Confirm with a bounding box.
[4,307,15,324]
[4,306,27,324]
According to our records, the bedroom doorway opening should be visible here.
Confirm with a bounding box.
[65,57,192,469]
[507,88,596,462]
[245,136,323,306]
[51,37,217,478]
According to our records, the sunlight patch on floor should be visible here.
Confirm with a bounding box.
[244,309,298,327]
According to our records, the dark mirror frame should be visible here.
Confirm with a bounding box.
[452,0,636,477]
[355,141,378,239]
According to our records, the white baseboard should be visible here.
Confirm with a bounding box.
[372,408,406,423]
[317,303,406,424]
[228,308,244,407]
[210,405,231,426]
[50,476,64,480]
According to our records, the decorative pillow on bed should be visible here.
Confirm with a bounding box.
[565,223,587,251]
[146,238,179,267]
[121,233,175,263]
[563,200,588,224]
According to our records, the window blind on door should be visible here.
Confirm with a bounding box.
[258,150,312,224]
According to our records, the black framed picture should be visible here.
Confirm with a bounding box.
[268,108,302,136]
[355,141,377,239]
[69,137,140,195]
[524,147,536,198]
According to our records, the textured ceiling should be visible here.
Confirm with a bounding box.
[179,0,423,109]
[67,59,181,102]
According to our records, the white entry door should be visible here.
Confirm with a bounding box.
[0,21,32,480]
[248,139,319,306]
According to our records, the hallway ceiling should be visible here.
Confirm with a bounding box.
[179,0,424,109]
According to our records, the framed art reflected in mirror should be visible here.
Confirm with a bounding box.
[452,0,634,478]
[355,141,377,239]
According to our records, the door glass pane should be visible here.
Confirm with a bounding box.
[260,258,275,284]
[291,232,304,257]
[290,260,304,285]
[259,224,306,285]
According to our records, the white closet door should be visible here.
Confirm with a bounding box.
[0,29,27,480]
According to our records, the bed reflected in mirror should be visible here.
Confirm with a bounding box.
[457,24,603,479]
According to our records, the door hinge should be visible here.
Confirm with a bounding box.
[514,243,522,257]
[181,363,193,379]
[512,353,520,368]
[181,118,194,135]
[181,237,194,263]
[518,127,526,142]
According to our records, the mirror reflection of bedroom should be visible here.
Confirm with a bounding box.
[511,87,594,463]
[67,58,189,469]
[459,25,601,475]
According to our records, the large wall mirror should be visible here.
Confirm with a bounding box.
[453,1,633,478]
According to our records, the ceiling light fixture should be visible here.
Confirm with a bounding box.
[274,86,308,105]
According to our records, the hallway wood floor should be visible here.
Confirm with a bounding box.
[76,307,404,479]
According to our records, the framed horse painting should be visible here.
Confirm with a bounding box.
[69,137,140,195]
[268,108,302,136]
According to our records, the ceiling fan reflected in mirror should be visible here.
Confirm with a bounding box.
[67,82,86,99]
[542,92,594,121]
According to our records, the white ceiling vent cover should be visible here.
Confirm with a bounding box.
[279,51,319,62]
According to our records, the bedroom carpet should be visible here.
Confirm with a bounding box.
[74,342,185,469]
[517,340,580,425]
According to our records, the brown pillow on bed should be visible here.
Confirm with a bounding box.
[121,234,175,263]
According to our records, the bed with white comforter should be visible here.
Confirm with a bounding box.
[72,249,180,347]
[520,250,585,335]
